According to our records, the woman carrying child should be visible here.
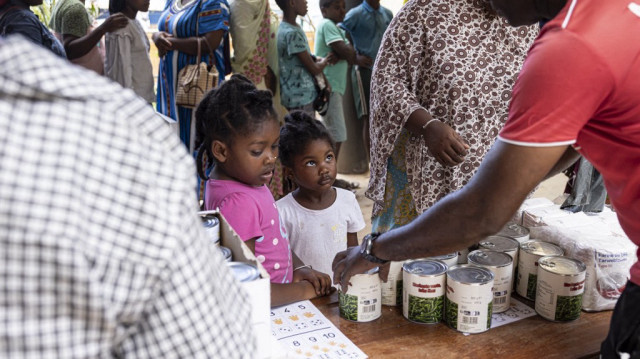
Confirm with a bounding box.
[277,111,365,280]
[105,0,155,103]
[197,75,333,307]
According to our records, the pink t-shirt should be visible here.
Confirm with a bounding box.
[499,0,640,284]
[205,179,293,283]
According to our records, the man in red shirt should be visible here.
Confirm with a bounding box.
[333,0,640,356]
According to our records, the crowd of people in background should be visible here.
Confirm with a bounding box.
[2,0,640,357]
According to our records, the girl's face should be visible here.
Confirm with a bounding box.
[127,0,150,13]
[218,119,280,187]
[290,139,337,194]
[291,0,308,17]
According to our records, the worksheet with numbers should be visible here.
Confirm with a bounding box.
[271,300,367,359]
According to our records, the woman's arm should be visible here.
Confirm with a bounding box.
[63,13,128,60]
[160,30,225,57]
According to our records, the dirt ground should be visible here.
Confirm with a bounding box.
[337,171,568,240]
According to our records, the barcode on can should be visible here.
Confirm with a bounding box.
[462,316,478,324]
[363,305,376,313]
[494,296,507,304]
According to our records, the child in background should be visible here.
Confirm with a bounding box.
[275,0,335,115]
[198,75,333,307]
[105,0,155,103]
[277,111,365,280]
[315,0,364,159]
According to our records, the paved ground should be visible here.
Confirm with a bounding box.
[337,171,567,240]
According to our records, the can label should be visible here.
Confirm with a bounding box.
[516,250,540,300]
[381,261,405,306]
[487,264,512,313]
[339,273,381,322]
[536,268,585,322]
[445,279,493,333]
[402,271,445,324]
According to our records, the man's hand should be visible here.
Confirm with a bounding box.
[423,120,470,166]
[293,267,333,296]
[355,54,374,68]
[152,31,173,57]
[102,13,129,33]
[332,246,381,292]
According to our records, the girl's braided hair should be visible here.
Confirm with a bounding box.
[278,110,336,168]
[195,74,277,180]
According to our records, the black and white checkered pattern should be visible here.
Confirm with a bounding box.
[0,36,255,358]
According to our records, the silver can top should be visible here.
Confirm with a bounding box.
[520,240,564,256]
[478,235,519,252]
[403,259,448,276]
[228,262,260,282]
[426,252,458,262]
[447,264,494,285]
[219,246,232,262]
[468,249,513,268]
[498,221,530,239]
[539,256,586,275]
[201,216,219,229]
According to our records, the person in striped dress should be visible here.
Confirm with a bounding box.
[153,0,230,153]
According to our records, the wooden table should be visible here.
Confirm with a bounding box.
[311,293,612,359]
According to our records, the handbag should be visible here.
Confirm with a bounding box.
[313,73,330,116]
[176,36,218,108]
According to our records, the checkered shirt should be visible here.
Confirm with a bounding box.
[0,36,255,358]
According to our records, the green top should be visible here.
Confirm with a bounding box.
[315,18,349,95]
[277,21,316,108]
[49,0,90,38]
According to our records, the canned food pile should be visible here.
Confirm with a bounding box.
[340,221,588,333]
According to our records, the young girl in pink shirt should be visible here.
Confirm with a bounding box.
[197,74,333,307]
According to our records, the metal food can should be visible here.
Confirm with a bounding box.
[478,235,519,279]
[535,256,586,322]
[457,247,470,264]
[228,262,260,282]
[201,215,220,246]
[402,260,447,324]
[467,250,513,313]
[219,246,232,262]
[498,221,530,244]
[446,264,494,334]
[426,252,458,268]
[339,267,381,322]
[381,260,407,306]
[516,240,564,300]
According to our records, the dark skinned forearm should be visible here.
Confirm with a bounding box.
[370,141,572,262]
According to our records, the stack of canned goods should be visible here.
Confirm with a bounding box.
[478,235,519,280]
[467,250,513,313]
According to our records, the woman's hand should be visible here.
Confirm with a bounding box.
[423,120,470,166]
[152,31,173,57]
[293,267,333,296]
[101,13,129,33]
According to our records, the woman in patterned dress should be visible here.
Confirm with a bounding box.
[366,0,537,234]
[153,0,230,152]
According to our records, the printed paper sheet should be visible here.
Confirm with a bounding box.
[271,300,367,359]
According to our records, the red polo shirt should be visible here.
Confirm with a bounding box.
[499,0,640,284]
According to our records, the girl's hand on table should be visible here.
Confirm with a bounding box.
[293,267,333,296]
[423,120,470,167]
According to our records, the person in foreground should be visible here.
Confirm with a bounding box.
[333,0,640,357]
[198,75,333,307]
[277,111,365,281]
[0,36,254,357]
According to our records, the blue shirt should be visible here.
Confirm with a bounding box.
[339,1,393,60]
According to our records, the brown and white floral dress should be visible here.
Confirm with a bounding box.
[366,0,537,231]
